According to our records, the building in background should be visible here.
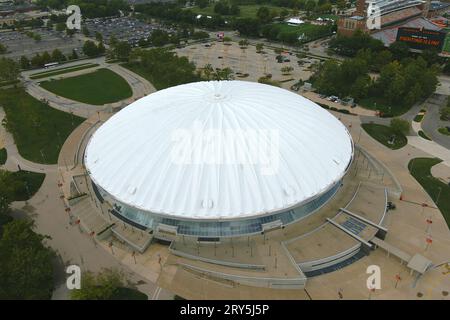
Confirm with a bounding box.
[337,0,450,50]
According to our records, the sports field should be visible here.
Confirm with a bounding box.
[39,68,132,105]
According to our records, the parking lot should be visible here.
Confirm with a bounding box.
[84,17,176,47]
[175,41,320,90]
[0,28,83,59]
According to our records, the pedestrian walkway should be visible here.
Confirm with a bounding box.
[407,136,450,167]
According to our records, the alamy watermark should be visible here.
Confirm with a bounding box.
[170,121,280,175]
[366,3,381,31]
[66,265,81,290]
[66,5,82,30]
[366,264,381,290]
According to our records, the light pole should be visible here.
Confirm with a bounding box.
[40,149,46,163]
[436,187,442,206]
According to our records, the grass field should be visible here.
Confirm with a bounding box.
[362,123,407,150]
[30,63,100,80]
[408,158,450,228]
[10,171,46,201]
[40,68,132,105]
[418,130,431,140]
[438,127,450,136]
[0,88,84,164]
[413,114,424,122]
[0,148,6,165]
[191,4,285,19]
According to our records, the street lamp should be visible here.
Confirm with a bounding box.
[436,187,442,205]
[40,149,46,163]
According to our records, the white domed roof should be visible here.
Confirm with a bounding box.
[85,81,353,220]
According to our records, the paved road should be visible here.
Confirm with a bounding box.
[421,94,450,150]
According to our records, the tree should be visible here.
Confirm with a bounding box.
[95,32,103,43]
[70,49,78,60]
[192,31,209,40]
[230,4,240,15]
[113,41,132,61]
[196,0,209,9]
[238,39,249,48]
[0,218,55,299]
[350,75,371,100]
[202,63,214,80]
[126,48,199,89]
[389,41,410,61]
[256,6,271,23]
[66,28,75,37]
[83,40,100,57]
[214,1,229,15]
[82,26,90,37]
[305,0,316,13]
[51,49,66,62]
[55,22,65,32]
[390,118,410,135]
[41,51,51,65]
[256,43,264,53]
[421,48,440,67]
[98,42,106,55]
[31,53,42,67]
[19,55,30,70]
[233,18,260,37]
[222,36,232,43]
[0,58,19,82]
[280,9,289,21]
[70,269,125,300]
[0,42,7,54]
[213,67,234,80]
[109,35,118,47]
[149,29,170,47]
[281,66,294,75]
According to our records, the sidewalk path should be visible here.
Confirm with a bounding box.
[407,136,450,167]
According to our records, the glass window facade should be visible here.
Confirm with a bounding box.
[95,179,343,238]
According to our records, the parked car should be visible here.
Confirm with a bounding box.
[327,95,338,102]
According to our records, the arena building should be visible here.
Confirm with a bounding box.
[84,81,354,240]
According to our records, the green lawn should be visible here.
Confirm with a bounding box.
[0,88,84,164]
[0,148,6,165]
[438,127,450,136]
[10,171,46,201]
[413,114,424,122]
[359,97,410,117]
[362,123,407,150]
[408,158,450,228]
[30,63,100,80]
[418,130,431,140]
[191,4,285,19]
[39,68,132,105]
